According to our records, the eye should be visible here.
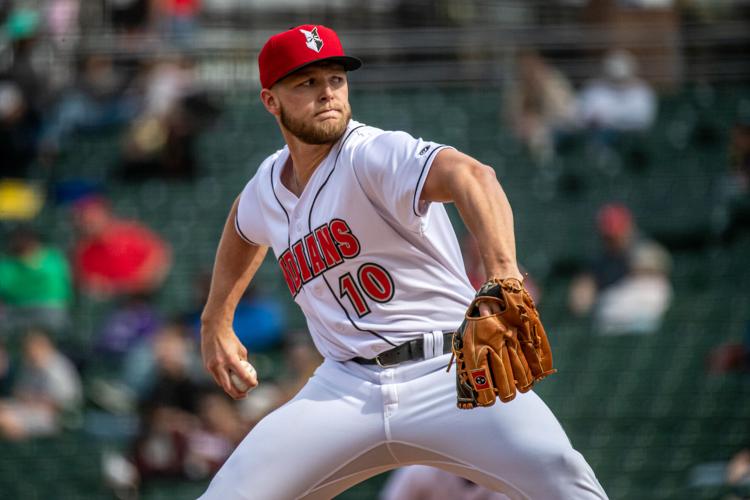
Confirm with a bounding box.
[298,78,314,87]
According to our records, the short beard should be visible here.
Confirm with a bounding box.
[279,104,351,145]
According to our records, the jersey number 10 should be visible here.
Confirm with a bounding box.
[338,263,395,317]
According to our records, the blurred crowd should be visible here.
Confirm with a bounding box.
[504,47,680,336]
[0,4,228,490]
[0,205,303,493]
[0,0,285,481]
[505,48,657,165]
[0,0,217,189]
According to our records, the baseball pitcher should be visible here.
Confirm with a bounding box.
[199,25,607,500]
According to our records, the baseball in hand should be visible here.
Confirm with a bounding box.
[230,360,257,393]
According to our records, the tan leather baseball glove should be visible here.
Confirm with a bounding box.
[450,278,556,409]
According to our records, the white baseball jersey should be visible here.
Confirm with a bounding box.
[236,119,476,361]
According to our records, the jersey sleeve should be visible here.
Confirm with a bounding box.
[235,173,271,246]
[354,130,451,231]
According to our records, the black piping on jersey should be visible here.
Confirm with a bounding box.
[307,124,398,348]
[234,209,259,246]
[269,159,292,248]
[412,145,449,217]
[307,125,365,230]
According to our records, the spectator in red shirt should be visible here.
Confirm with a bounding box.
[71,196,171,299]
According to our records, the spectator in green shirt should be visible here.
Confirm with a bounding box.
[0,227,72,336]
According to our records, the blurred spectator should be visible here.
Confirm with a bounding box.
[0,178,44,220]
[0,81,41,178]
[229,286,285,352]
[593,241,673,334]
[108,0,152,33]
[236,382,284,429]
[0,3,11,22]
[2,9,49,114]
[142,53,196,119]
[184,391,247,480]
[133,405,194,480]
[41,54,139,157]
[157,0,201,43]
[133,324,201,477]
[187,275,285,352]
[727,448,750,490]
[95,293,162,359]
[132,323,216,480]
[577,50,657,137]
[729,118,750,184]
[714,120,750,242]
[569,203,636,313]
[71,196,172,299]
[381,465,510,500]
[118,54,220,182]
[0,340,11,396]
[618,0,674,6]
[505,50,577,164]
[0,329,82,440]
[707,321,750,374]
[275,336,323,402]
[118,388,247,489]
[45,0,79,46]
[128,321,204,396]
[569,203,672,334]
[0,226,72,336]
[143,324,201,401]
[89,320,202,416]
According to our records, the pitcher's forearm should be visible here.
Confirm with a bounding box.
[452,173,521,280]
[421,149,521,281]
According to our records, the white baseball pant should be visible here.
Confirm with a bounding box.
[200,334,607,500]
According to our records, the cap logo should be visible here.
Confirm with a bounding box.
[300,27,324,53]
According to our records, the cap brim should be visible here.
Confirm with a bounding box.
[270,56,362,88]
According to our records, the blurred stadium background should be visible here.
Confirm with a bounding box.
[0,0,749,499]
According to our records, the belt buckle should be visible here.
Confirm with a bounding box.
[375,353,399,368]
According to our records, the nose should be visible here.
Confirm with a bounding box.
[320,84,335,103]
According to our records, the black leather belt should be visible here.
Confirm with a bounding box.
[352,331,454,367]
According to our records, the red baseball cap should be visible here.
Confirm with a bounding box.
[258,25,362,89]
[596,203,633,238]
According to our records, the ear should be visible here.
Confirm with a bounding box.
[260,89,281,117]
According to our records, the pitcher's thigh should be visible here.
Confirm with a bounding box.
[391,369,607,499]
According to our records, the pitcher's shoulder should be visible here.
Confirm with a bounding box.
[345,122,384,147]
[345,122,418,154]
[255,148,286,176]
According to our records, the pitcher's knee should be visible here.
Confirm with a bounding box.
[536,448,605,498]
[553,448,588,476]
